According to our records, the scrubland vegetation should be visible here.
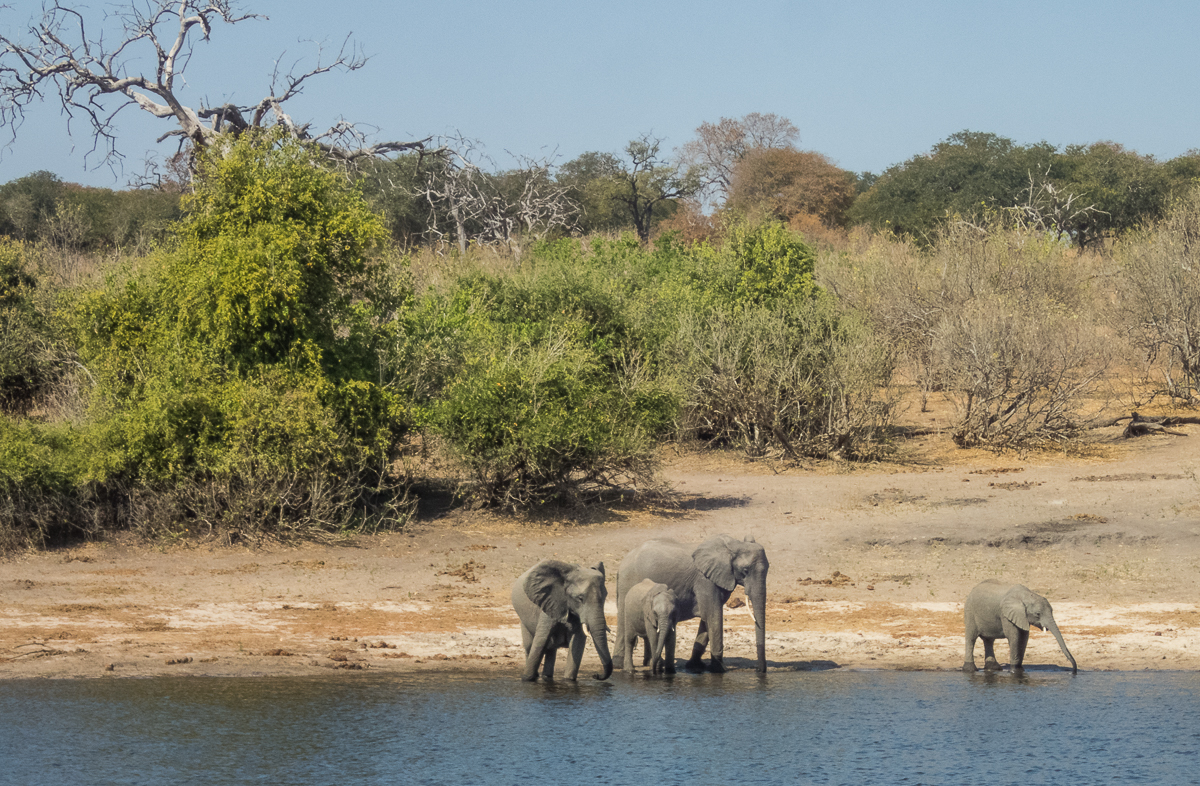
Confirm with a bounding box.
[3,116,1200,552]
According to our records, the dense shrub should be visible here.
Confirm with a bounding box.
[0,239,72,415]
[1113,186,1200,403]
[53,131,414,541]
[399,258,678,507]
[672,293,893,459]
[826,223,1108,448]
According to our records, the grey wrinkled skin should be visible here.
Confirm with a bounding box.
[511,560,613,682]
[621,579,682,674]
[614,535,769,674]
[963,579,1077,674]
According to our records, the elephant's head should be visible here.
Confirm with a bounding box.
[693,535,770,672]
[1002,585,1077,673]
[644,585,679,672]
[524,560,613,680]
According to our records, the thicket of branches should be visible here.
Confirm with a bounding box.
[6,4,1200,551]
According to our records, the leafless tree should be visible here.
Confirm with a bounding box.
[678,112,799,205]
[1004,168,1106,243]
[0,1,433,169]
[419,136,578,257]
[1113,186,1200,403]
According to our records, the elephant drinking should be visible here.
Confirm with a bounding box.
[511,560,614,682]
[621,579,682,674]
[963,579,1077,674]
[615,535,768,673]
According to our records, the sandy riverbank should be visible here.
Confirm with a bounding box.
[4,424,1200,679]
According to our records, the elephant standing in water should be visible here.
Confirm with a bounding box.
[621,579,682,674]
[615,535,768,673]
[963,580,1077,674]
[511,560,614,682]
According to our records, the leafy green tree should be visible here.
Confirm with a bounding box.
[611,134,701,243]
[1054,142,1170,248]
[557,151,628,234]
[850,131,1056,239]
[0,171,66,242]
[1164,151,1200,195]
[727,148,857,227]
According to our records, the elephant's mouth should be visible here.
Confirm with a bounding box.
[1033,623,1046,631]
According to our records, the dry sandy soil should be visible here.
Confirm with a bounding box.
[4,419,1200,680]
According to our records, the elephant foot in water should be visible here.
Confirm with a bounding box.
[962,662,978,673]
[983,658,1003,672]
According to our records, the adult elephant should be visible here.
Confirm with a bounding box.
[615,535,768,673]
[511,560,614,682]
[963,579,1077,674]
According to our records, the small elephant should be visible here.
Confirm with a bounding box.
[621,579,682,674]
[615,535,768,673]
[511,560,614,682]
[963,580,1077,674]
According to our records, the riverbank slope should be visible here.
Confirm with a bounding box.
[4,425,1199,678]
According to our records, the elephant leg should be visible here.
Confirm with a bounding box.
[1010,628,1030,672]
[1000,619,1028,672]
[564,627,585,681]
[523,617,555,681]
[963,632,979,672]
[613,589,625,671]
[623,632,636,673]
[686,619,709,670]
[642,637,652,667]
[963,618,979,672]
[665,628,677,674]
[981,637,1002,671]
[542,648,557,680]
[706,607,726,673]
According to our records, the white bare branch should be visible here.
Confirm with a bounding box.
[0,1,431,169]
[418,135,578,257]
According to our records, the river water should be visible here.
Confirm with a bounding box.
[2,670,1197,785]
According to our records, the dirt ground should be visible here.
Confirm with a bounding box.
[4,413,1200,679]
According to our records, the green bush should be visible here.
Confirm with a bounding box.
[61,130,413,540]
[432,324,674,506]
[404,260,677,506]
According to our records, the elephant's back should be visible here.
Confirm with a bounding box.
[618,540,697,608]
[510,567,538,625]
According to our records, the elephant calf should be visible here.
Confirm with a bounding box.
[963,580,1077,674]
[621,579,682,674]
[511,560,614,682]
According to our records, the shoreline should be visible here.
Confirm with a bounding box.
[4,430,1200,680]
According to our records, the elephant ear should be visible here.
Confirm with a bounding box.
[1001,590,1031,632]
[693,537,737,592]
[524,560,574,622]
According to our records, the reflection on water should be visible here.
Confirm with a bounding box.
[2,670,1198,785]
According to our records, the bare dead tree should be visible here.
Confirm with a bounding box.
[0,1,433,169]
[1004,168,1106,243]
[419,136,578,257]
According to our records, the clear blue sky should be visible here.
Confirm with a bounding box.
[3,0,1200,188]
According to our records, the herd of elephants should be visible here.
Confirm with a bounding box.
[510,534,1079,681]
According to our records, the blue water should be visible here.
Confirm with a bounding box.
[1,670,1198,785]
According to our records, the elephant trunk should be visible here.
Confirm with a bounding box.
[586,612,613,681]
[1045,617,1077,674]
[747,577,767,673]
[649,619,668,673]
